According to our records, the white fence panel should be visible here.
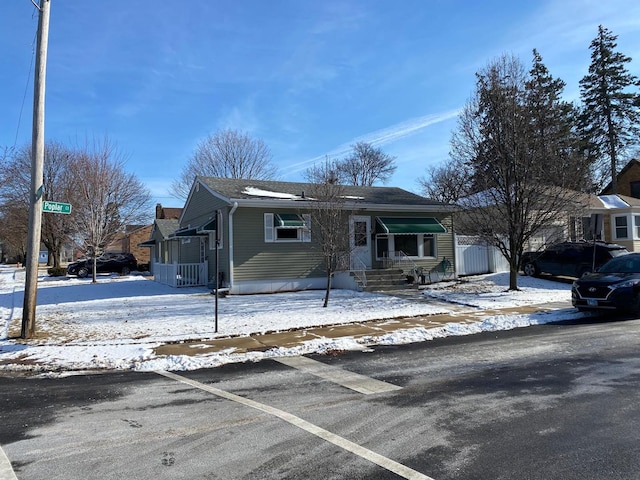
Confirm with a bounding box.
[152,262,208,287]
[489,247,510,273]
[455,235,510,275]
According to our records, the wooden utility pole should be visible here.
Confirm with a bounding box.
[22,0,51,339]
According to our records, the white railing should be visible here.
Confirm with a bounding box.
[152,262,208,288]
[349,255,367,288]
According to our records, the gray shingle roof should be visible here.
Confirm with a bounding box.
[198,177,448,207]
[154,219,180,238]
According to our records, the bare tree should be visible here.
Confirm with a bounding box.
[453,54,586,290]
[0,141,76,267]
[305,159,352,307]
[66,138,152,282]
[337,142,396,186]
[170,129,278,199]
[0,202,28,263]
[417,160,471,203]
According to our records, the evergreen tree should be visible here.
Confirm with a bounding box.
[526,50,591,191]
[579,25,640,192]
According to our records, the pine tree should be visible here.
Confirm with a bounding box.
[579,25,640,192]
[526,50,590,190]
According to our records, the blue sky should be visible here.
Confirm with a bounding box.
[2,1,640,208]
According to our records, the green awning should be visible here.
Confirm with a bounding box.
[198,217,217,232]
[138,239,156,247]
[376,217,446,234]
[275,213,305,228]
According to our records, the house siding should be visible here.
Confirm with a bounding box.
[180,185,232,285]
[232,207,324,282]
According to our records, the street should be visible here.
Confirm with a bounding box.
[2,314,640,479]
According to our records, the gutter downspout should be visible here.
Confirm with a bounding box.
[228,202,238,292]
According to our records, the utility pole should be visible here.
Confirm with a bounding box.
[22,0,51,339]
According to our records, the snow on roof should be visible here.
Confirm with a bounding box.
[243,186,301,199]
[599,195,630,209]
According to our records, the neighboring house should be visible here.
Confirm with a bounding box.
[601,158,640,198]
[122,224,153,265]
[138,204,184,273]
[578,159,640,252]
[150,177,456,294]
[585,194,640,252]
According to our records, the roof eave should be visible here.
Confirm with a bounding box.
[230,198,455,212]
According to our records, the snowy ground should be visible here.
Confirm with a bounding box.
[0,265,586,374]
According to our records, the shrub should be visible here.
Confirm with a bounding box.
[47,267,67,277]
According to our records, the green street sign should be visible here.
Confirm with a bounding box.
[42,201,72,214]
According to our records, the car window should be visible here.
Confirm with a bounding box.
[599,255,640,273]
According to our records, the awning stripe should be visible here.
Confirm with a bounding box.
[376,217,446,234]
[275,213,305,228]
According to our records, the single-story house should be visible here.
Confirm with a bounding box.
[146,177,457,294]
[585,194,640,252]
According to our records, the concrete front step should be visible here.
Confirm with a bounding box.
[352,268,420,292]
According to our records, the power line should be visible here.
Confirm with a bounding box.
[12,32,37,151]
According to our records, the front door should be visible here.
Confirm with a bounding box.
[350,216,372,269]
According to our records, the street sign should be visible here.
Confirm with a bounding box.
[42,201,72,214]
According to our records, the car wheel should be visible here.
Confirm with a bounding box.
[121,266,131,276]
[523,262,539,276]
[77,267,89,278]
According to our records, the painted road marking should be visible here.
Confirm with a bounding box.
[157,370,434,480]
[0,446,18,480]
[275,356,403,394]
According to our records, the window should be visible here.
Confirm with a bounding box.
[422,234,436,257]
[631,181,640,199]
[376,235,389,260]
[394,234,418,256]
[635,215,640,239]
[376,234,437,259]
[354,221,367,247]
[614,215,629,239]
[264,213,311,243]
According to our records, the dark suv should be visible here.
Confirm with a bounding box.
[67,252,138,278]
[521,241,628,278]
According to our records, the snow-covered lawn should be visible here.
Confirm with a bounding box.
[0,265,585,374]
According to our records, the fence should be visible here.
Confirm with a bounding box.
[455,236,509,276]
[152,262,208,287]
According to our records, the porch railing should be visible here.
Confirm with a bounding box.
[152,262,208,288]
[382,251,422,286]
[349,255,367,288]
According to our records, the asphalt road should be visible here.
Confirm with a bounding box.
[2,314,640,479]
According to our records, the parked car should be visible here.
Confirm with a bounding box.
[521,241,628,278]
[67,252,138,278]
[572,252,640,315]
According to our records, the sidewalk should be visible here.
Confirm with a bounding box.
[153,300,573,358]
[1,266,578,372]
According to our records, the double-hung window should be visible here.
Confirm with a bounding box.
[614,215,629,240]
[264,213,311,243]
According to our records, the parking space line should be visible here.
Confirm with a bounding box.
[0,445,18,480]
[274,356,403,394]
[156,370,434,480]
